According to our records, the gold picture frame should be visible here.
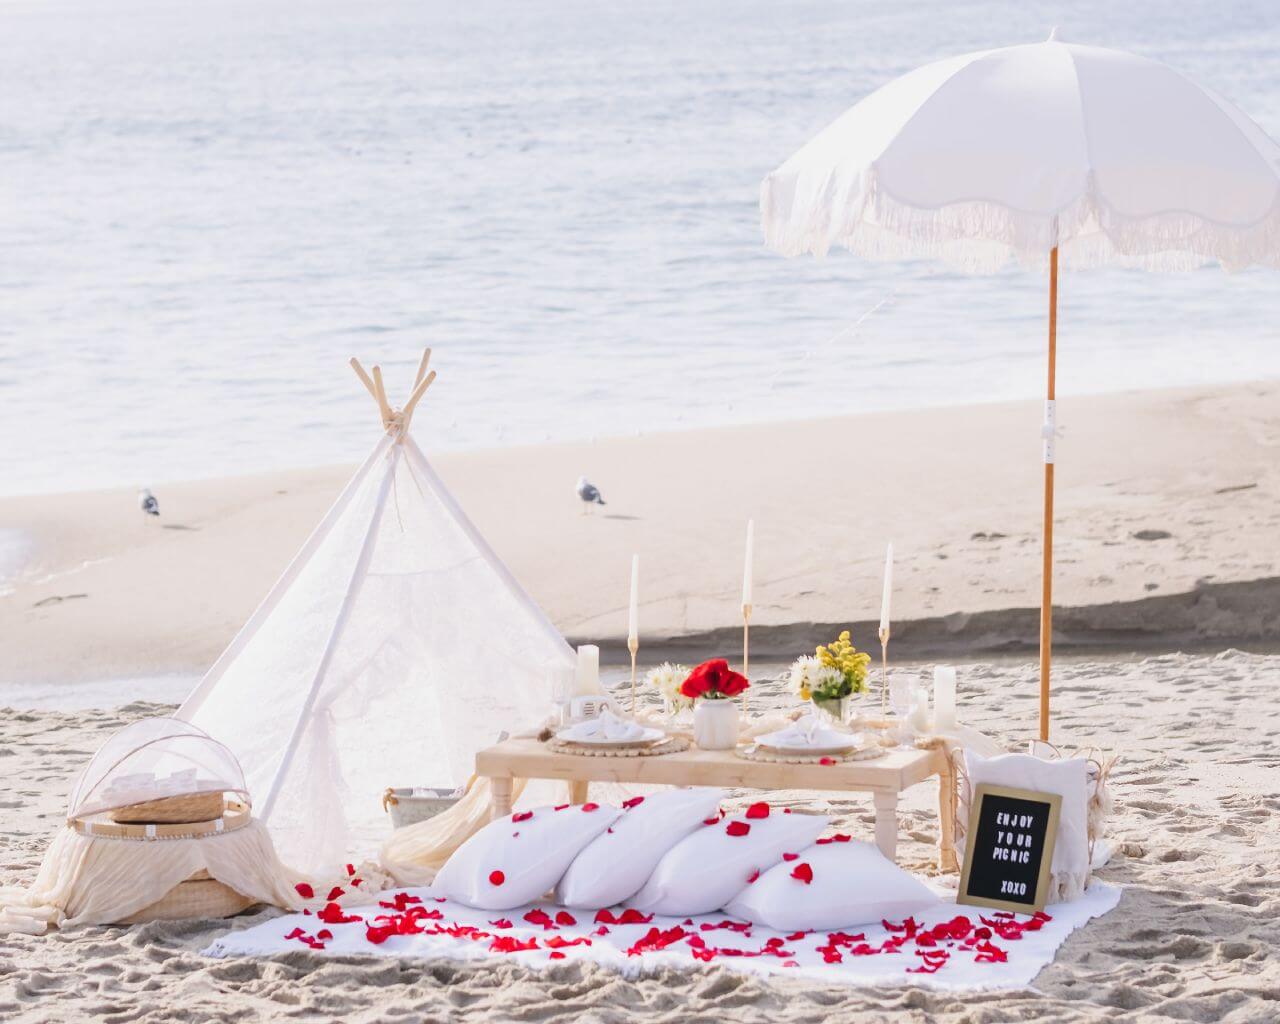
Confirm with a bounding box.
[957,783,1062,914]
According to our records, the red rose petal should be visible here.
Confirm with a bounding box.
[326,886,344,901]
[617,908,653,925]
[581,802,600,812]
[782,852,798,861]
[488,870,505,886]
[512,810,533,822]
[523,909,556,930]
[819,757,836,766]
[554,804,569,811]
[816,833,852,845]
[489,918,513,929]
[622,796,645,809]
[555,911,577,927]
[345,863,356,876]
[726,821,750,837]
[316,928,333,941]
[744,801,770,819]
[294,882,314,899]
[790,862,814,884]
[549,951,565,959]
[746,869,760,884]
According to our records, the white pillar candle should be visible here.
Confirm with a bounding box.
[742,519,754,607]
[908,686,931,732]
[879,542,894,633]
[934,665,957,732]
[627,554,640,644]
[575,644,600,695]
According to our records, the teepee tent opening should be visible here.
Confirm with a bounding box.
[178,352,576,875]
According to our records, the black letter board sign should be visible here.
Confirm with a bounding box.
[957,784,1061,914]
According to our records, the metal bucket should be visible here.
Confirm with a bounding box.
[382,786,464,830]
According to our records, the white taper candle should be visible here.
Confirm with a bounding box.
[879,542,894,632]
[628,554,639,644]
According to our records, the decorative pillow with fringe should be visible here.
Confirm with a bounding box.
[962,751,1090,904]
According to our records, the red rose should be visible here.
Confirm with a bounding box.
[679,659,751,700]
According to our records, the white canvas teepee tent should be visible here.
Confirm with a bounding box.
[178,352,575,875]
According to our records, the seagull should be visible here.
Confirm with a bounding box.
[576,476,605,515]
[138,488,159,518]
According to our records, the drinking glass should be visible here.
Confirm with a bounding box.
[889,676,919,746]
[547,664,575,725]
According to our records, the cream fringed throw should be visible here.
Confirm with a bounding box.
[0,820,310,935]
[381,778,529,886]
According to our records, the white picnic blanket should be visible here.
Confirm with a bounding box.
[204,881,1121,991]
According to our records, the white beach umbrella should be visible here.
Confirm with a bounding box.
[760,33,1280,740]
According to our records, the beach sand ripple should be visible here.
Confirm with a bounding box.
[2,653,1279,1022]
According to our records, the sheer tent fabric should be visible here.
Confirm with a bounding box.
[67,718,247,820]
[178,355,576,876]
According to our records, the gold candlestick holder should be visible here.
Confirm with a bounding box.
[878,625,890,715]
[628,636,639,716]
[742,603,752,715]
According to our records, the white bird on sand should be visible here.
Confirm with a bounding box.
[576,476,606,515]
[138,488,159,518]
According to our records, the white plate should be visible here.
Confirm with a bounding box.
[755,728,862,755]
[555,726,665,748]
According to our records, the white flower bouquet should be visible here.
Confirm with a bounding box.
[645,662,693,714]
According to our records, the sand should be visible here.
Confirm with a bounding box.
[3,381,1280,685]
[2,382,1279,1020]
[2,650,1279,1022]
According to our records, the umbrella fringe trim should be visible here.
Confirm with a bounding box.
[759,167,1280,274]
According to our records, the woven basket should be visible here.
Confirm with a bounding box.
[382,786,463,830]
[110,792,225,825]
[120,870,256,924]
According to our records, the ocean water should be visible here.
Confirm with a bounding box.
[0,673,196,711]
[1,0,1278,497]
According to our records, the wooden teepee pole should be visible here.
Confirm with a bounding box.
[1039,246,1058,743]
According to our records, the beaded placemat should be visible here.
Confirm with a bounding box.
[735,743,884,765]
[547,735,691,758]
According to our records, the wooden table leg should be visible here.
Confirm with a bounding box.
[937,755,960,873]
[568,779,590,806]
[490,777,514,821]
[873,791,898,862]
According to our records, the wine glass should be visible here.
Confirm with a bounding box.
[547,664,574,725]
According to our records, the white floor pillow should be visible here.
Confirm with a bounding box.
[556,788,725,910]
[964,750,1090,904]
[631,802,828,916]
[724,837,937,930]
[434,802,622,911]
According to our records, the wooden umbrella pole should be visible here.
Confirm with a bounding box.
[1039,246,1059,742]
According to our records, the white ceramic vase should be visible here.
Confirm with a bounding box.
[693,698,739,750]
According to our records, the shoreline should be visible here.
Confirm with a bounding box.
[3,379,1279,686]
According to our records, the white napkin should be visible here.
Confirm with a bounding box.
[558,708,645,743]
[759,713,847,749]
